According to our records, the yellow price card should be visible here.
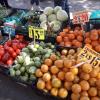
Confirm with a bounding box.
[29,26,34,38]
[28,26,45,40]
[34,29,45,40]
[78,46,100,67]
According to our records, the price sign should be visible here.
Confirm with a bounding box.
[78,46,100,67]
[29,26,45,40]
[3,23,16,36]
[3,26,15,35]
[73,11,89,24]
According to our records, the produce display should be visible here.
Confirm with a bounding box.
[35,48,100,99]
[84,29,100,53]
[56,27,84,48]
[0,35,28,66]
[40,6,68,34]
[0,5,100,100]
[9,42,56,83]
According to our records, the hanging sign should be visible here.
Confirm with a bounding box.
[73,11,89,24]
[78,46,100,67]
[28,26,45,40]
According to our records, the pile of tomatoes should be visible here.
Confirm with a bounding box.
[0,35,28,66]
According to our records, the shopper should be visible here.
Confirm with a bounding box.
[31,0,42,11]
[0,0,10,8]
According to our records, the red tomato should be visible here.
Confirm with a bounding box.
[0,49,5,56]
[1,52,10,63]
[6,40,12,46]
[12,52,17,58]
[0,55,1,60]
[15,35,20,39]
[7,59,13,65]
[4,44,9,50]
[19,35,24,40]
[16,49,20,55]
[0,45,3,48]
[12,44,18,51]
[8,47,14,54]
[12,39,19,43]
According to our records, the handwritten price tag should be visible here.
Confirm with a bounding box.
[3,26,15,35]
[29,26,45,40]
[73,11,89,24]
[78,46,100,67]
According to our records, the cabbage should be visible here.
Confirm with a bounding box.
[51,20,62,32]
[54,6,62,13]
[40,21,47,30]
[39,14,47,22]
[44,7,53,16]
[57,10,68,21]
[48,14,57,22]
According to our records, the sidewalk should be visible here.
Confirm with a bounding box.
[69,0,100,12]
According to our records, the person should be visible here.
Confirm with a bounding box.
[31,0,42,11]
[0,0,10,8]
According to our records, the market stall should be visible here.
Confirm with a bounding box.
[0,0,100,100]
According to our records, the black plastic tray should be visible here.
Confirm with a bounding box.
[0,36,9,45]
[32,84,71,100]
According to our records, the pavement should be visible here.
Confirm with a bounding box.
[69,0,100,12]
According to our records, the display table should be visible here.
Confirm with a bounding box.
[0,73,55,100]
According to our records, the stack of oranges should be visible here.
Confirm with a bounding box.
[85,29,100,53]
[56,27,84,48]
[35,49,100,99]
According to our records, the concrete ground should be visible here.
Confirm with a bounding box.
[69,0,100,12]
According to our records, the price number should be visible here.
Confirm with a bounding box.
[78,46,100,67]
[73,11,89,24]
[29,26,45,40]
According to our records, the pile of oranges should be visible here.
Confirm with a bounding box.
[35,49,100,99]
[56,27,100,53]
[56,27,84,48]
[85,29,100,53]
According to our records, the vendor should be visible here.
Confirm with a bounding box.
[31,0,42,11]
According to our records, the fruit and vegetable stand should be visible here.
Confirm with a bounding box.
[0,4,100,100]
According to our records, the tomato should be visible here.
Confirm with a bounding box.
[16,49,20,55]
[12,52,17,58]
[12,43,18,51]
[12,39,19,43]
[0,55,2,60]
[0,49,5,56]
[4,44,9,50]
[0,45,3,48]
[15,35,20,39]
[2,52,10,63]
[19,43,25,49]
[7,59,13,65]
[6,40,12,46]
[8,47,14,54]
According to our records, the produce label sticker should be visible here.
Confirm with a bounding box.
[78,46,100,67]
[73,11,89,24]
[29,26,45,40]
